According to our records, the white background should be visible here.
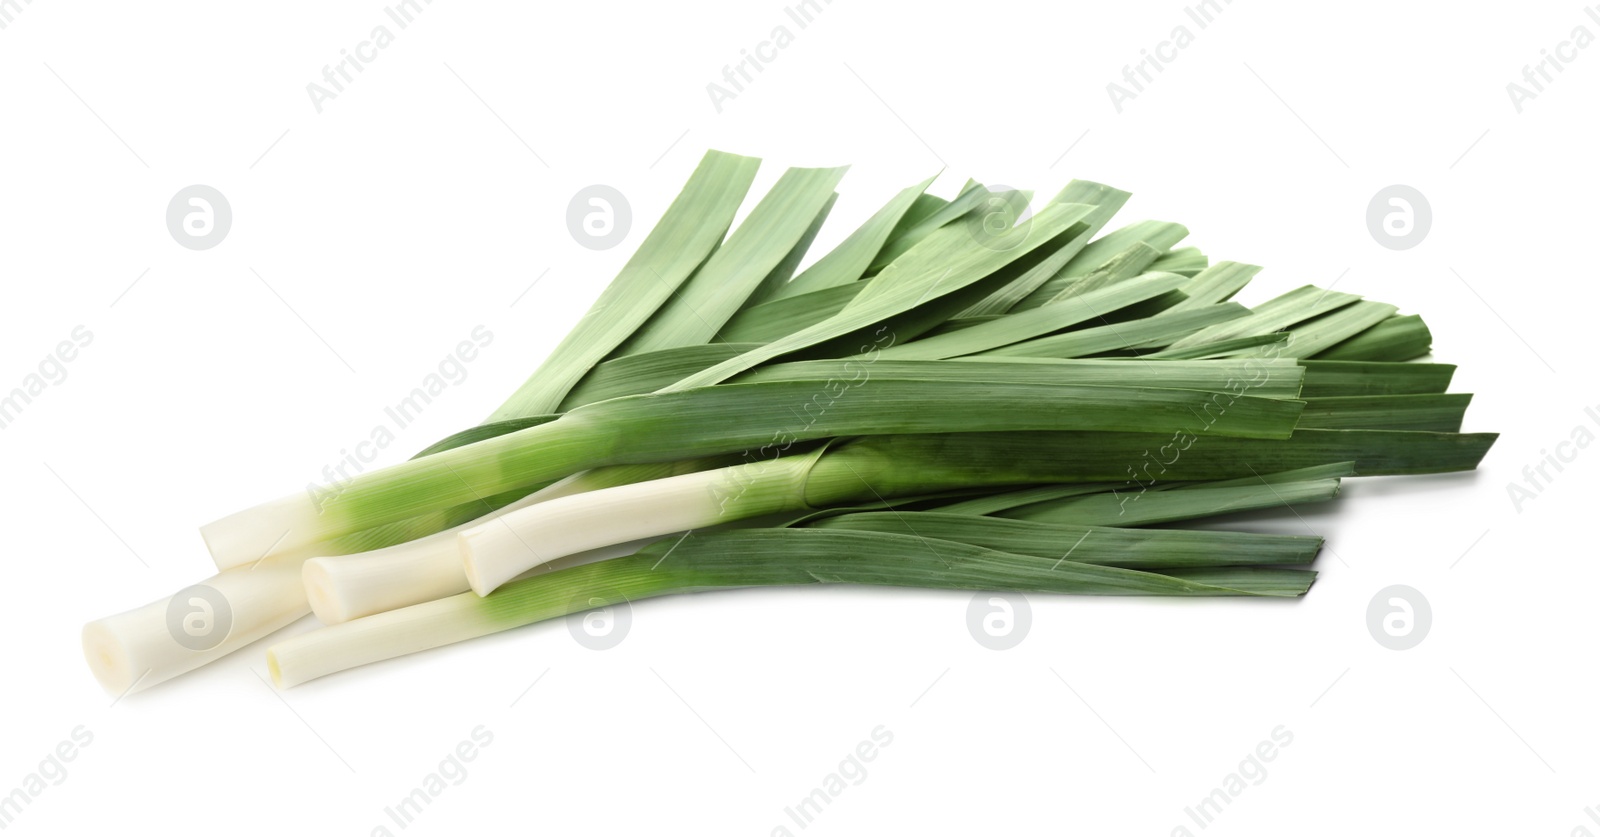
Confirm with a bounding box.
[2,1,1596,834]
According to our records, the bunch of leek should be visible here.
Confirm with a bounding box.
[81,150,1495,694]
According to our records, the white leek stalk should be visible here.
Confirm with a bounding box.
[87,462,709,692]
[460,455,817,595]
[270,590,507,689]
[302,475,593,624]
[82,551,311,695]
[304,459,723,623]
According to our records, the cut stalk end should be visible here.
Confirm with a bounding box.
[79,555,313,696]
[81,619,132,696]
[265,647,285,690]
[301,559,352,626]
[459,531,499,597]
[200,490,324,570]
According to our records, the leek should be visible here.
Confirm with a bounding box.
[78,149,1501,697]
[269,528,1315,688]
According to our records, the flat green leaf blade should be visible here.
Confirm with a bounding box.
[1167,261,1261,311]
[922,315,1009,336]
[794,223,1100,357]
[927,484,1122,515]
[1166,285,1361,351]
[975,301,1248,358]
[953,222,1091,318]
[887,193,949,234]
[630,529,1313,597]
[874,271,1188,360]
[867,179,991,272]
[488,150,760,420]
[770,176,937,300]
[1150,246,1208,276]
[979,460,1356,528]
[1264,301,1399,358]
[1147,333,1290,359]
[1042,242,1164,305]
[856,428,1497,481]
[918,463,1355,524]
[559,343,761,410]
[1314,314,1433,361]
[1195,461,1359,487]
[1160,568,1316,596]
[1000,479,1343,526]
[1297,394,1472,432]
[1298,360,1457,397]
[616,164,848,354]
[735,357,1306,398]
[741,192,837,308]
[717,282,865,344]
[666,201,1099,390]
[804,415,1336,507]
[811,512,1323,568]
[1010,220,1189,311]
[960,179,1133,317]
[584,380,1305,453]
